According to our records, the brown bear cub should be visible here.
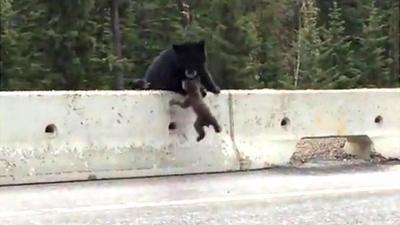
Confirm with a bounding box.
[169,78,221,142]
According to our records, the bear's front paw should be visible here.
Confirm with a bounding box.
[212,86,221,94]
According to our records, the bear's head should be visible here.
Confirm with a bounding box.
[172,40,207,79]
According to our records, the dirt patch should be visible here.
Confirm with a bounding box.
[290,137,392,165]
[291,138,350,165]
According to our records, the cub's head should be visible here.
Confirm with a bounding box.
[172,40,206,79]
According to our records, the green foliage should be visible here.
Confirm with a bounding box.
[355,1,393,87]
[1,0,51,90]
[0,0,14,88]
[0,0,398,90]
[318,1,360,89]
[196,0,262,89]
[251,0,295,89]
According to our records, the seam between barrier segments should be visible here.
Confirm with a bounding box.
[228,93,242,169]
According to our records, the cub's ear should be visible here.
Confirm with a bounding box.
[172,44,184,53]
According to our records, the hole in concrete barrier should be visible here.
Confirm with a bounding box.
[168,122,177,130]
[291,137,351,165]
[45,124,57,134]
[374,115,383,125]
[290,135,390,167]
[280,117,290,127]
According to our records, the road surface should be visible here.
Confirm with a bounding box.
[0,161,399,225]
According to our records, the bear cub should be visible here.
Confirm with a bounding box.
[169,77,221,142]
[132,40,220,97]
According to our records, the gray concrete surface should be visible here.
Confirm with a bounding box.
[0,161,399,225]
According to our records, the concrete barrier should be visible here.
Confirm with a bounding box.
[0,91,238,185]
[1,88,399,185]
[231,89,400,169]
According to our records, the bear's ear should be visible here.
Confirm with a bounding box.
[172,44,184,53]
[197,39,206,49]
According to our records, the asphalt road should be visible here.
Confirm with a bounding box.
[0,161,399,225]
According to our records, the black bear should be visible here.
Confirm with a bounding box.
[169,77,221,142]
[132,40,220,96]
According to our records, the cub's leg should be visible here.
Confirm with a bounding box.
[194,119,206,142]
[210,117,222,133]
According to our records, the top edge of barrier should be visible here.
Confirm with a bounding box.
[0,90,174,97]
[0,88,399,96]
[227,88,400,95]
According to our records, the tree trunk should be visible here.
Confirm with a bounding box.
[176,0,191,30]
[390,1,400,86]
[294,1,303,88]
[111,0,124,90]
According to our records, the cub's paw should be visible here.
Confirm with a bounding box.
[196,133,206,142]
[215,126,222,133]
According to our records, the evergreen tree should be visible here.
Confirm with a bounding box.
[1,0,51,90]
[356,1,392,87]
[190,0,263,89]
[252,0,295,89]
[318,1,360,88]
[119,0,186,81]
[43,0,97,89]
[1,0,398,90]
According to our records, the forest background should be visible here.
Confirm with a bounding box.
[1,0,399,91]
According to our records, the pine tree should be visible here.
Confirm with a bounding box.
[1,0,396,90]
[119,0,186,82]
[252,0,295,89]
[318,1,360,89]
[356,1,392,87]
[43,0,97,89]
[1,0,52,90]
[189,0,263,89]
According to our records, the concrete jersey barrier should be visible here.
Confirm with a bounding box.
[230,89,400,169]
[0,89,399,185]
[0,91,238,185]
